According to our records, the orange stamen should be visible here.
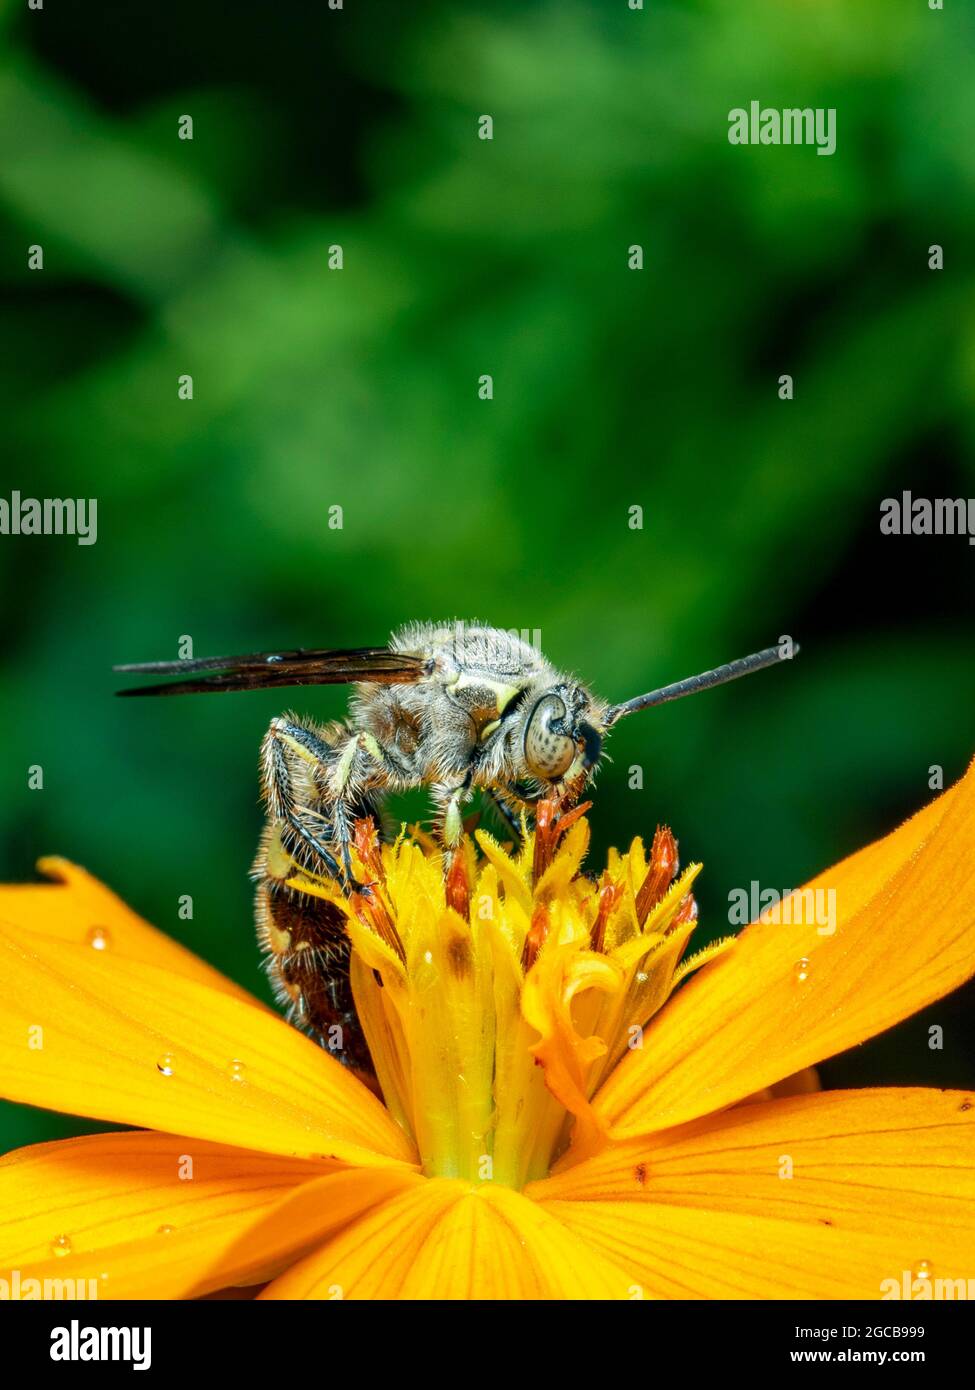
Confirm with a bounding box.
[635,825,678,926]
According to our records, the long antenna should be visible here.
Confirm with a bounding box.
[603,643,798,727]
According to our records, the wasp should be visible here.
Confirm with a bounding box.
[116,621,797,1072]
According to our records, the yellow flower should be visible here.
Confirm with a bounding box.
[1,761,974,1299]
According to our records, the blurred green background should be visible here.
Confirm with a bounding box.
[1,0,973,1155]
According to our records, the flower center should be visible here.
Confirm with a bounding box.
[294,801,728,1189]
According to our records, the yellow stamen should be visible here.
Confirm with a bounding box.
[333,801,729,1188]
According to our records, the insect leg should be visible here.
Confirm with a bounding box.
[431,771,476,850]
[255,715,377,1076]
[261,716,373,892]
[483,787,525,844]
[319,726,412,884]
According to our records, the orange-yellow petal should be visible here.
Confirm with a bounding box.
[0,859,254,1001]
[797,780,957,926]
[741,1065,821,1106]
[536,1087,975,1225]
[257,1178,460,1299]
[3,1167,419,1300]
[0,928,416,1168]
[531,1088,975,1298]
[595,757,975,1137]
[530,1199,970,1300]
[438,1185,639,1299]
[259,1179,638,1299]
[0,1130,329,1265]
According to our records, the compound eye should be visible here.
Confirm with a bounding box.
[524,694,575,780]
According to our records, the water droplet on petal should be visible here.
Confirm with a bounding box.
[51,1235,72,1258]
[156,1224,176,1237]
[794,957,811,983]
[156,1053,175,1077]
[86,926,110,951]
[228,1059,247,1084]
